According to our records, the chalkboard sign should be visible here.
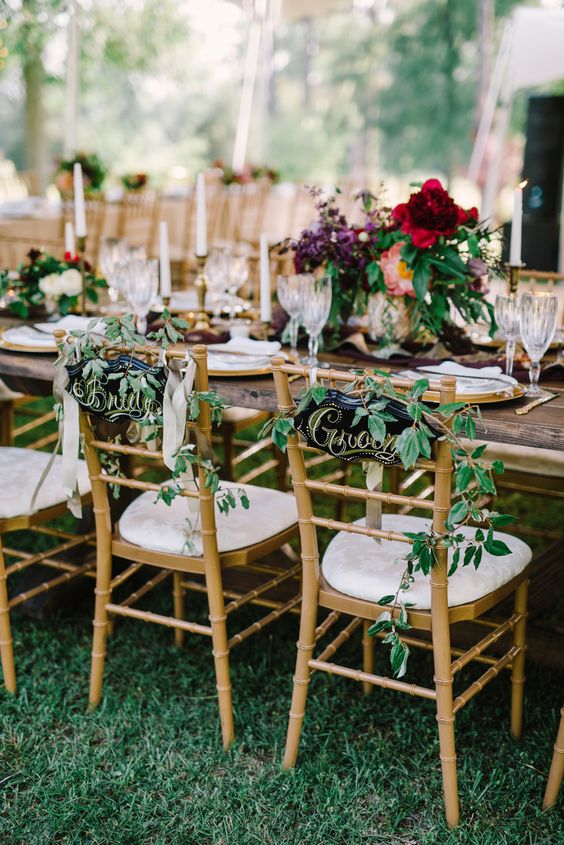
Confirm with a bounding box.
[294,388,434,464]
[66,354,166,423]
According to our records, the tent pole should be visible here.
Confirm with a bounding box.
[232,16,262,172]
[468,21,512,186]
[63,0,79,158]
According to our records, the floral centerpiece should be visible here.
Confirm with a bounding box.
[121,173,148,192]
[291,182,499,351]
[212,159,280,186]
[0,249,107,318]
[54,152,107,199]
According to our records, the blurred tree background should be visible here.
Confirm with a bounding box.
[0,0,553,186]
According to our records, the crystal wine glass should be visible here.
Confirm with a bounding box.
[99,238,129,304]
[226,254,249,321]
[122,258,158,334]
[206,248,230,317]
[300,275,332,366]
[494,294,521,376]
[277,274,305,355]
[519,292,559,396]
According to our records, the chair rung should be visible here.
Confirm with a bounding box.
[120,570,171,608]
[5,531,96,576]
[315,616,362,661]
[305,479,433,511]
[9,559,95,608]
[224,563,301,614]
[450,613,522,674]
[237,459,279,484]
[308,658,437,700]
[311,516,411,544]
[105,603,212,636]
[227,594,301,648]
[453,647,520,713]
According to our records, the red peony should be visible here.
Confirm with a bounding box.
[392,179,476,248]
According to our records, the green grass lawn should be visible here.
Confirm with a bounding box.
[1,402,563,843]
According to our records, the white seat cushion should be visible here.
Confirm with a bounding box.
[0,446,91,519]
[462,440,564,479]
[118,481,297,556]
[322,514,532,609]
[222,407,265,424]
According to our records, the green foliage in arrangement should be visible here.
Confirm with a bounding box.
[264,371,514,679]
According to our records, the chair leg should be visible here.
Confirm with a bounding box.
[0,542,16,693]
[362,620,374,696]
[275,445,287,492]
[172,572,185,648]
[209,611,234,750]
[543,706,564,809]
[431,595,459,826]
[511,578,529,740]
[0,402,14,447]
[88,545,112,709]
[283,583,317,769]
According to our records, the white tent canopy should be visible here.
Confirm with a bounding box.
[469,6,564,220]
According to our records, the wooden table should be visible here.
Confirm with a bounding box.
[0,344,563,452]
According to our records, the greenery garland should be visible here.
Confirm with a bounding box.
[56,311,249,547]
[262,371,514,678]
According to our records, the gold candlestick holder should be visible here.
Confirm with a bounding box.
[506,262,523,296]
[194,253,209,330]
[76,234,87,316]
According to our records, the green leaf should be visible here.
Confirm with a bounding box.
[483,536,512,556]
[367,413,386,444]
[412,260,431,300]
[455,464,473,493]
[490,513,516,528]
[492,460,505,475]
[376,595,395,606]
[447,500,468,528]
[395,427,420,469]
[471,444,488,459]
[474,465,496,495]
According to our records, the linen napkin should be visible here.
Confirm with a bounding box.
[398,360,517,395]
[3,325,57,348]
[208,337,282,356]
[34,315,95,334]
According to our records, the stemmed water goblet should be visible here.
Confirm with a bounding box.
[226,255,249,321]
[99,238,129,305]
[277,274,305,355]
[300,275,332,366]
[494,294,521,376]
[122,258,159,335]
[519,292,559,397]
[206,248,230,316]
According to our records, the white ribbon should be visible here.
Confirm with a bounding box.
[162,354,199,513]
[364,460,384,544]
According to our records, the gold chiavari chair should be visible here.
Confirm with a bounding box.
[60,198,107,267]
[543,706,564,809]
[77,343,299,748]
[0,447,93,692]
[116,189,161,254]
[223,179,271,247]
[271,358,532,827]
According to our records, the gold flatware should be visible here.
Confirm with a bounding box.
[515,392,558,415]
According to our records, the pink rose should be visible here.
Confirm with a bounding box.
[380,242,416,297]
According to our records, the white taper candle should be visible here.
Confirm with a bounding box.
[64,221,75,255]
[509,182,524,265]
[259,232,271,323]
[73,162,87,238]
[195,172,207,257]
[159,220,171,298]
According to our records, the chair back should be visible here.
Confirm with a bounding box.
[117,189,160,253]
[270,358,457,611]
[68,341,221,565]
[0,235,64,269]
[61,198,107,267]
[224,179,271,245]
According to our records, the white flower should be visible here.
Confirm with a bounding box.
[58,268,83,296]
[39,273,64,297]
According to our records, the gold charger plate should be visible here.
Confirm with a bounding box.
[0,327,56,354]
[423,383,525,405]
